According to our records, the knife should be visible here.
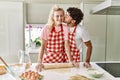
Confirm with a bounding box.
[0,56,21,80]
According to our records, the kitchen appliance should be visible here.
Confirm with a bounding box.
[96,62,120,78]
[91,0,120,15]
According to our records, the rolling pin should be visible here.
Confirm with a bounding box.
[43,63,74,69]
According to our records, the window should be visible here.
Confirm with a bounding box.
[25,24,44,48]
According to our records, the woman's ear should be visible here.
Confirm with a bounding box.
[71,19,76,24]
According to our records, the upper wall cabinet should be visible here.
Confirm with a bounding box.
[26,3,51,24]
[26,2,81,24]
[0,1,24,63]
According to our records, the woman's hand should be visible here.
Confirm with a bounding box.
[69,61,80,68]
[74,62,80,68]
[35,62,44,72]
[83,62,91,68]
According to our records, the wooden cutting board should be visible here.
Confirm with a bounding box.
[43,63,74,70]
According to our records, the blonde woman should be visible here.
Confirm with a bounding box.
[36,5,73,71]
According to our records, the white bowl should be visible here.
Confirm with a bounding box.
[87,69,104,78]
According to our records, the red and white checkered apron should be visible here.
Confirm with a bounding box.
[69,26,80,62]
[43,25,68,63]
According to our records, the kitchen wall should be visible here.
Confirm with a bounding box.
[0,0,120,63]
[82,1,120,61]
[0,1,24,63]
[82,3,106,61]
[27,0,120,62]
[106,15,120,61]
[26,3,81,24]
[25,2,82,62]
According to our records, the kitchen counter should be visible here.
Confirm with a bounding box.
[0,62,116,80]
[39,62,116,80]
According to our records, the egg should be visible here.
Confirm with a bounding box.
[20,70,43,80]
[30,75,36,80]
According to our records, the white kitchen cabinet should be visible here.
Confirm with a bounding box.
[26,3,80,24]
[82,3,107,61]
[106,15,120,61]
[0,1,24,63]
[82,3,120,61]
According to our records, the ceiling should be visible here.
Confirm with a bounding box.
[25,0,105,4]
[25,0,82,4]
[83,0,105,4]
[0,0,105,4]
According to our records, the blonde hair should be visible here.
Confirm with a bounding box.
[47,5,64,30]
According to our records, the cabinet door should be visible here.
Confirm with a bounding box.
[106,15,120,61]
[83,4,106,61]
[26,3,80,24]
[0,2,24,63]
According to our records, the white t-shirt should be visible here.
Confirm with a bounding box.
[69,25,90,50]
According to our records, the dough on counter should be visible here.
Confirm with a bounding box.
[0,65,6,75]
[69,74,94,80]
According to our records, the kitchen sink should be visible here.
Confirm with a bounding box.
[96,62,120,77]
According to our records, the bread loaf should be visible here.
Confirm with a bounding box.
[0,65,6,75]
[44,63,74,69]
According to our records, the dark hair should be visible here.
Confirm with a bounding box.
[67,7,84,25]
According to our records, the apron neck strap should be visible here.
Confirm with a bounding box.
[73,26,77,33]
[51,24,63,32]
